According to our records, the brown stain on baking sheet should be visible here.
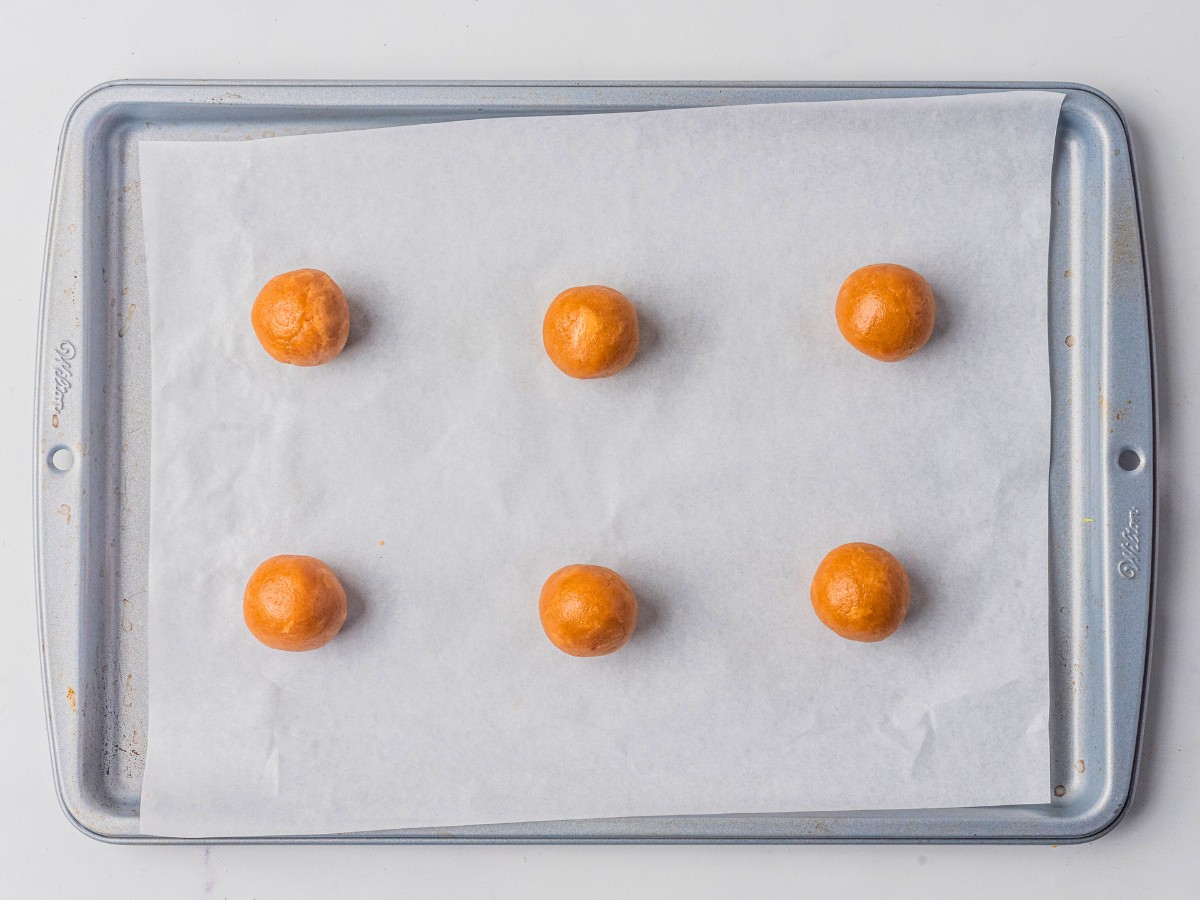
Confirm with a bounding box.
[66,687,77,712]
[1076,759,1086,774]
[118,303,136,337]
[1111,209,1141,270]
[51,414,59,428]
[58,504,72,525]
[1064,335,1075,348]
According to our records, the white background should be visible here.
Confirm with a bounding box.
[0,1,1194,896]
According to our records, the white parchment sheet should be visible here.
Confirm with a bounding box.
[138,91,1062,836]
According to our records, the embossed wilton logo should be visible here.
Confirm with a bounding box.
[52,341,75,414]
[1118,507,1141,579]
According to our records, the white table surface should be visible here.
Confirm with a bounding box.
[2,1,1195,896]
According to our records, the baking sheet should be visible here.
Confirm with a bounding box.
[137,91,1062,837]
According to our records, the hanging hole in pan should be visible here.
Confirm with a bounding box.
[1117,448,1144,473]
[48,446,75,473]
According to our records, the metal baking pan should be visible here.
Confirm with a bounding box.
[34,80,1155,843]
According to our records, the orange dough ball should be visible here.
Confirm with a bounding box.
[243,554,348,651]
[251,268,350,366]
[539,564,638,657]
[810,542,911,642]
[542,285,639,379]
[836,263,936,362]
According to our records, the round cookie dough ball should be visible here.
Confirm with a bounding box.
[810,542,910,642]
[244,554,348,651]
[835,263,936,362]
[252,268,350,366]
[539,564,638,657]
[542,285,639,379]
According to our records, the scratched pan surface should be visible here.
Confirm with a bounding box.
[33,81,1155,843]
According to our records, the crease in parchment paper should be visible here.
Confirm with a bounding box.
[136,91,1062,837]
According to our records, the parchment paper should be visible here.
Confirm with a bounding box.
[137,91,1062,837]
